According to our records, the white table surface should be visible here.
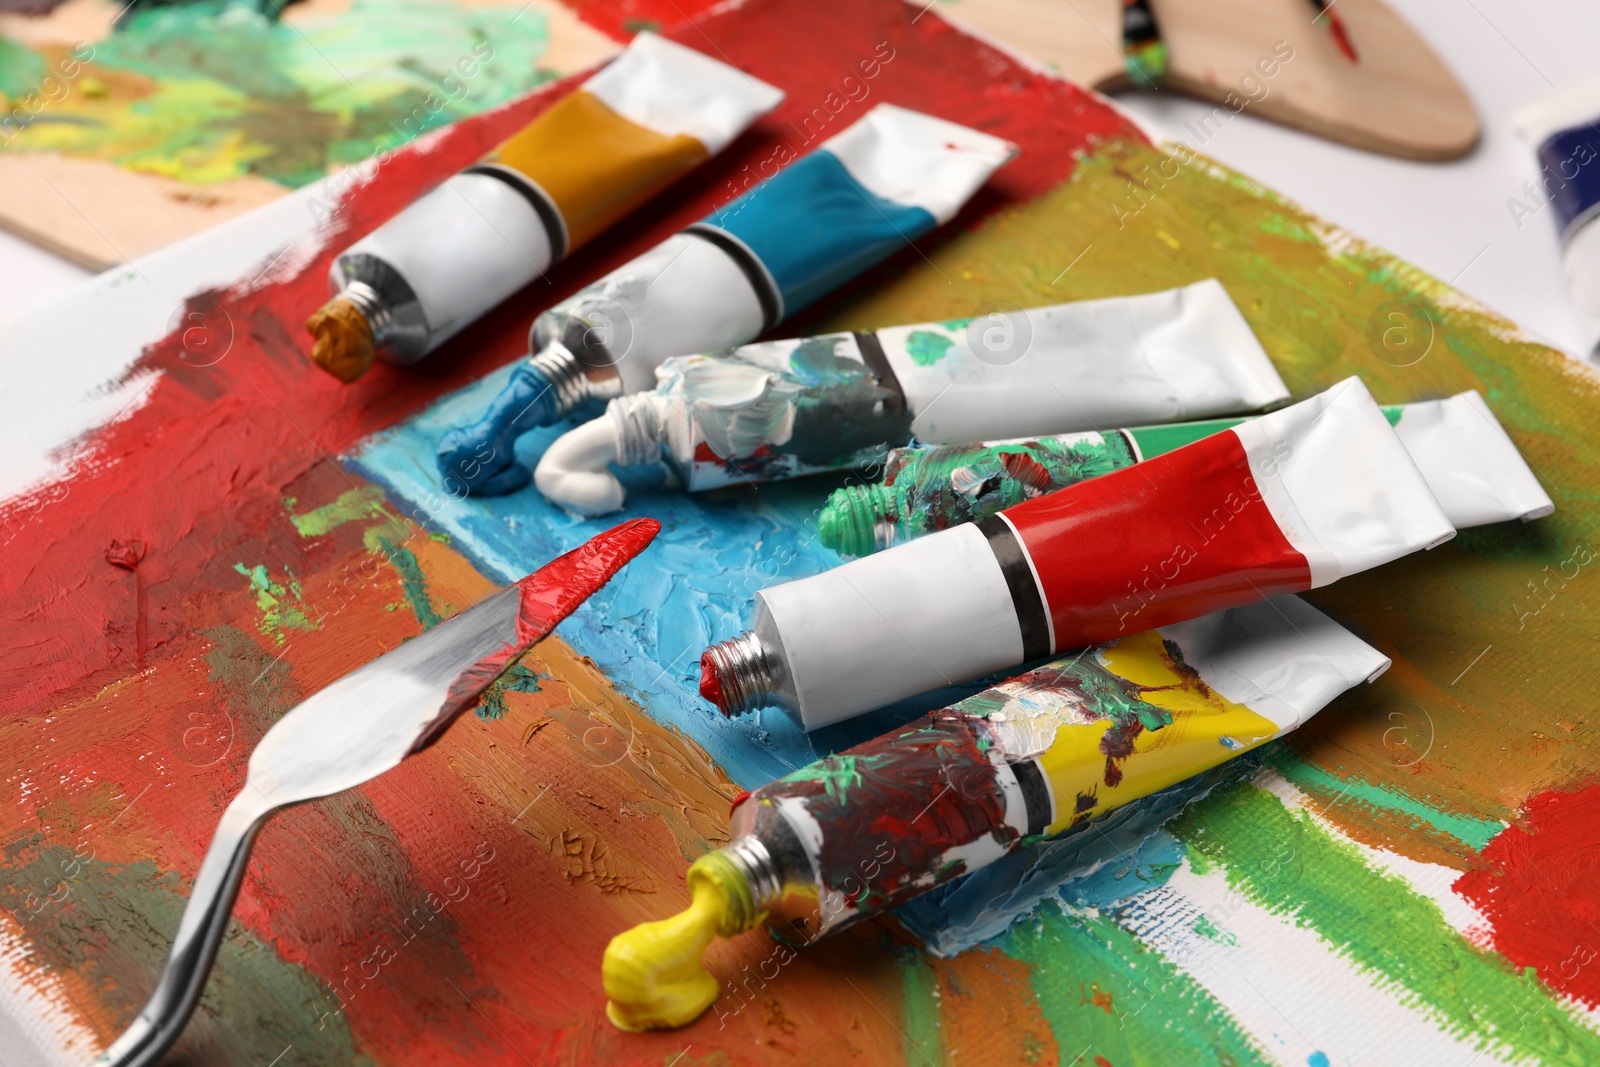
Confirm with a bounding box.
[2,0,1598,358]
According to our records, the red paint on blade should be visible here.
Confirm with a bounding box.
[1001,429,1312,651]
[414,519,661,752]
[1454,782,1600,1008]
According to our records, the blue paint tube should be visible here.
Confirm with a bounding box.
[1515,79,1600,357]
[435,104,1017,496]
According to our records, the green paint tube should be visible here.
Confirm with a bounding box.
[818,391,1553,557]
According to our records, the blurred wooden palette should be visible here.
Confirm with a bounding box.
[936,0,1480,160]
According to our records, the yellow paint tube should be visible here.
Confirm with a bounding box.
[603,594,1389,1029]
[308,33,782,381]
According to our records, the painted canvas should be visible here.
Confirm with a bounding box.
[0,0,615,266]
[3,0,1600,1063]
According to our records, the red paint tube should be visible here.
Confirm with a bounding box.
[701,376,1454,729]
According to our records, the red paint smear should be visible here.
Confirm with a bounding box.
[0,0,1139,724]
[1316,9,1360,63]
[753,709,1010,927]
[999,450,1054,493]
[1003,429,1311,651]
[1455,782,1600,1008]
[422,518,660,751]
[562,0,719,38]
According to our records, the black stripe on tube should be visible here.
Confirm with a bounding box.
[851,331,906,415]
[463,163,570,261]
[1008,758,1053,837]
[683,222,784,331]
[977,515,1051,662]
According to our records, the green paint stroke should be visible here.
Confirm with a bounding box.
[378,535,442,629]
[898,952,947,1067]
[2,0,555,188]
[0,844,363,1064]
[1004,905,1272,1066]
[292,485,398,539]
[904,330,955,367]
[476,662,541,722]
[1263,748,1505,852]
[234,562,316,642]
[784,753,865,803]
[375,534,538,720]
[1171,779,1600,1065]
[0,39,48,97]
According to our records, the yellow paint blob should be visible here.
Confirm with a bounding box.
[306,297,376,382]
[492,90,708,252]
[1039,630,1281,833]
[603,851,758,1031]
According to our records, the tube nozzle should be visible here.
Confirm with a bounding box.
[603,849,764,1031]
[699,630,779,716]
[817,483,895,558]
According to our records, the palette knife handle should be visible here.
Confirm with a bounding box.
[96,791,275,1067]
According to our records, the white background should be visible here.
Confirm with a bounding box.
[2,0,1599,358]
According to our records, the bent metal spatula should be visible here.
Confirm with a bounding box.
[98,517,661,1067]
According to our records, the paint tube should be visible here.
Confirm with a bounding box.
[820,390,1554,556]
[532,280,1289,515]
[1514,77,1600,359]
[306,34,784,382]
[436,104,1018,496]
[603,594,1388,1031]
[699,376,1454,730]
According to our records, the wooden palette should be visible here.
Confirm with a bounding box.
[931,0,1480,160]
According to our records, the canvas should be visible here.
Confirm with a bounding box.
[1,0,1597,1063]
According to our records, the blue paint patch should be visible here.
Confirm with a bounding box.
[1308,1051,1330,1067]
[703,149,936,315]
[349,375,1264,953]
[347,362,972,788]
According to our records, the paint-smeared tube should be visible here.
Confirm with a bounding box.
[306,34,783,382]
[533,280,1289,515]
[820,390,1554,556]
[605,594,1388,1031]
[699,376,1454,731]
[1514,77,1600,359]
[436,104,1018,496]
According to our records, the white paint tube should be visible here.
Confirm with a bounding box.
[311,33,783,378]
[533,280,1290,514]
[811,390,1553,556]
[699,377,1455,731]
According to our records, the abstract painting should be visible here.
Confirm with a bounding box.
[2,0,1598,1063]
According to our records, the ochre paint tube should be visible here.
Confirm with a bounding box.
[603,594,1388,1031]
[1514,79,1600,359]
[435,103,1017,497]
[820,390,1554,556]
[532,280,1289,515]
[700,376,1454,730]
[306,34,783,381]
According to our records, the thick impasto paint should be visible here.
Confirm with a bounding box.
[4,0,1600,1062]
[0,0,574,189]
